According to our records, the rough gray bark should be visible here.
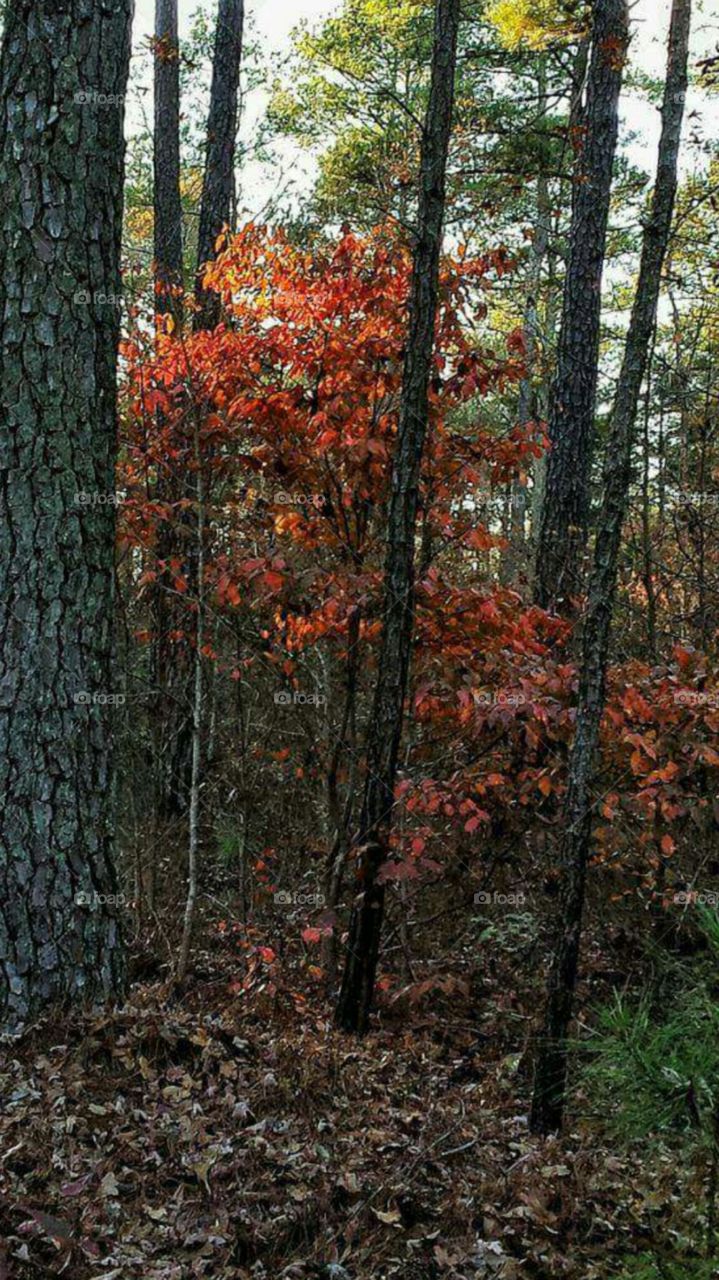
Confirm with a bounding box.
[534,0,628,611]
[0,0,133,1029]
[530,0,692,1134]
[194,0,244,330]
[154,0,183,313]
[334,0,460,1035]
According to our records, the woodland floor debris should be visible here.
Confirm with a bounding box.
[0,937,701,1280]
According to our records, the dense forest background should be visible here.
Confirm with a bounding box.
[0,0,718,1276]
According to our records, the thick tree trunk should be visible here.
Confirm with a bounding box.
[334,0,460,1035]
[534,0,628,611]
[154,0,183,314]
[530,0,692,1134]
[194,0,244,331]
[0,0,133,1029]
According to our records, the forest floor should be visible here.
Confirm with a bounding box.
[0,923,704,1280]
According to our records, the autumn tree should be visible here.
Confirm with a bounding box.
[531,0,692,1134]
[0,0,133,1028]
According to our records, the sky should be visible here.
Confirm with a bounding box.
[130,0,718,214]
[133,0,333,48]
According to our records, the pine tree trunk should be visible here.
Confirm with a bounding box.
[150,0,192,822]
[534,0,628,611]
[154,0,183,314]
[194,0,244,331]
[334,0,460,1035]
[0,0,133,1030]
[530,0,692,1134]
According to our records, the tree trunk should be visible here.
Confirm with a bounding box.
[154,0,183,315]
[534,0,628,611]
[194,0,245,331]
[324,609,361,988]
[0,0,133,1030]
[151,0,189,821]
[334,0,460,1035]
[530,0,691,1134]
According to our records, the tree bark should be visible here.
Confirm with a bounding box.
[334,0,460,1035]
[534,0,628,611]
[0,0,133,1030]
[194,0,244,331]
[530,0,692,1134]
[154,0,183,315]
